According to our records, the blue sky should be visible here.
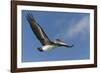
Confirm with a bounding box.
[22,10,90,62]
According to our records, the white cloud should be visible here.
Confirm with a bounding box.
[54,15,90,41]
[67,16,90,38]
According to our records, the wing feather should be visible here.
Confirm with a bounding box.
[26,14,50,45]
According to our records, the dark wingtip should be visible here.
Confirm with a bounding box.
[69,44,74,47]
[72,44,74,47]
[26,13,36,22]
[64,44,74,48]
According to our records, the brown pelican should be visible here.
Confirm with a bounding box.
[26,14,73,52]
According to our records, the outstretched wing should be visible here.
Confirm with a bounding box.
[26,14,51,45]
[55,39,74,47]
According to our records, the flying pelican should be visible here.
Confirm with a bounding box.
[26,14,73,52]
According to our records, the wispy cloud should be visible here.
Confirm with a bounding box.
[54,16,90,40]
[67,16,90,38]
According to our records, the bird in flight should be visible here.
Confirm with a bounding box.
[26,13,73,52]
